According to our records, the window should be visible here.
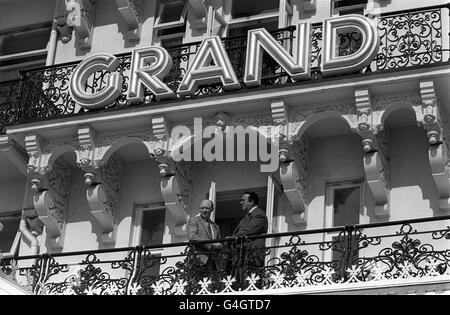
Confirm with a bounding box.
[332,185,361,227]
[0,212,21,258]
[130,204,167,280]
[226,0,292,36]
[154,0,188,41]
[0,23,51,81]
[131,204,166,247]
[325,180,363,227]
[325,181,364,273]
[231,0,279,19]
[332,0,368,15]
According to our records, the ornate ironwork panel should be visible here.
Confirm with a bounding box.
[1,216,449,295]
[377,8,444,70]
[0,80,20,134]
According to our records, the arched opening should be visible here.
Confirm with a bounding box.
[383,106,438,219]
[43,150,77,252]
[172,127,279,239]
[287,113,364,264]
[111,142,166,247]
[297,115,364,229]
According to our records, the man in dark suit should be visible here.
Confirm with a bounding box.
[187,200,223,271]
[231,192,268,271]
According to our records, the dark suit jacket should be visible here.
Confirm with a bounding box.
[231,207,268,267]
[187,215,222,266]
[232,207,268,238]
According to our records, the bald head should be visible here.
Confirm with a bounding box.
[199,200,214,220]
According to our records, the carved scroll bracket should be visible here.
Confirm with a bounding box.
[364,129,391,217]
[25,134,72,250]
[65,0,97,49]
[157,150,190,231]
[355,88,391,218]
[115,0,144,41]
[301,0,317,13]
[189,0,208,29]
[32,161,71,250]
[271,100,308,225]
[84,155,123,244]
[420,80,450,211]
[75,126,123,244]
[279,137,309,226]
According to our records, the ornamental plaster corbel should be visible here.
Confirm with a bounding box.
[271,99,289,126]
[115,0,144,41]
[76,126,96,170]
[355,88,390,217]
[279,138,308,226]
[420,80,450,211]
[355,88,373,137]
[271,99,289,147]
[84,154,123,244]
[152,116,170,141]
[24,135,68,249]
[188,0,207,18]
[32,160,71,250]
[65,0,96,49]
[364,130,390,217]
[76,126,119,243]
[25,134,44,177]
[188,0,208,29]
[301,0,317,13]
[158,154,190,227]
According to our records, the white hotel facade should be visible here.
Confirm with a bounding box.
[0,0,449,295]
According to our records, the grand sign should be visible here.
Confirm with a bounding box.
[69,15,379,110]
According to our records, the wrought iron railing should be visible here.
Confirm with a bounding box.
[0,80,21,133]
[376,6,445,71]
[1,215,449,295]
[0,5,448,133]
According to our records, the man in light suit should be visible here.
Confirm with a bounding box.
[187,200,223,271]
[231,192,268,269]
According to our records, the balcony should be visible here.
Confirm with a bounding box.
[0,4,449,134]
[1,216,449,295]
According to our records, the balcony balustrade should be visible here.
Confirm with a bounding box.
[0,80,20,134]
[1,215,449,295]
[0,5,449,134]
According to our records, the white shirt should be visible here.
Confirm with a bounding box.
[248,206,258,214]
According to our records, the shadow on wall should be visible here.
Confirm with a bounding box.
[307,134,365,225]
[389,125,440,217]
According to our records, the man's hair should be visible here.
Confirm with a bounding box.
[244,192,259,206]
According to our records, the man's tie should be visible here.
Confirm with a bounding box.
[204,218,213,239]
